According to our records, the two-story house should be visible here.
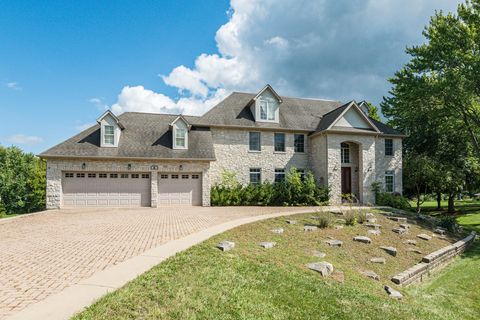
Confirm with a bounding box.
[40,85,404,208]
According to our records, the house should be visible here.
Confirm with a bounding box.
[40,85,404,208]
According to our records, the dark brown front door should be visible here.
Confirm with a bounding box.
[341,167,351,195]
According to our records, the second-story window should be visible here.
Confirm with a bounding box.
[249,132,261,151]
[385,139,393,156]
[294,134,305,152]
[175,128,186,148]
[259,99,276,121]
[104,125,114,145]
[341,143,350,164]
[274,133,285,152]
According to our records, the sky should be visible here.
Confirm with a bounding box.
[0,0,463,154]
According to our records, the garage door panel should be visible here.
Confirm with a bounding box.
[157,173,202,206]
[62,172,150,207]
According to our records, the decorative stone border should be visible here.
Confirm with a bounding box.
[391,231,477,286]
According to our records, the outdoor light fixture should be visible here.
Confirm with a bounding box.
[179,164,183,171]
[333,165,338,171]
[367,165,372,172]
[150,165,158,170]
[127,164,132,170]
[82,163,86,169]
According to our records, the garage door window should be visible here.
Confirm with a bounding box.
[76,173,85,178]
[120,173,128,178]
[160,174,168,179]
[182,174,189,179]
[131,174,139,179]
[110,173,118,178]
[141,173,150,179]
[88,173,96,178]
[99,173,107,178]
[65,173,74,178]
[192,174,200,179]
[172,174,179,179]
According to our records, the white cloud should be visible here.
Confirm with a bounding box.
[6,82,21,90]
[110,0,462,115]
[88,97,108,110]
[5,134,43,146]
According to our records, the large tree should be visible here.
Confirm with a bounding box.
[382,0,480,213]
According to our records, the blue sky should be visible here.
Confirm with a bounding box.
[0,0,461,154]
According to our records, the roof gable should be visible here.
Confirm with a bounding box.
[169,115,192,130]
[252,84,283,103]
[317,101,380,133]
[97,110,125,129]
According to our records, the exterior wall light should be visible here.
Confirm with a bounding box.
[150,165,158,170]
[82,163,86,169]
[127,164,132,170]
[179,164,183,171]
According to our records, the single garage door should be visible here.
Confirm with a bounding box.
[62,172,151,207]
[157,173,202,206]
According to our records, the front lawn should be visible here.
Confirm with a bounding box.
[73,210,479,320]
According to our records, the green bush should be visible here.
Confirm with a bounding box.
[376,192,411,211]
[438,216,459,233]
[356,211,367,224]
[211,168,329,206]
[344,211,357,226]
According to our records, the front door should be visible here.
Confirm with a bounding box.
[341,167,351,195]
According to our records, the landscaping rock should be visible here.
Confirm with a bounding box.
[259,242,276,249]
[366,218,377,223]
[325,239,343,247]
[406,239,417,246]
[384,285,403,299]
[365,223,382,229]
[311,250,327,258]
[407,248,422,254]
[336,218,347,224]
[217,241,235,252]
[366,213,375,219]
[370,257,386,264]
[368,229,381,236]
[306,262,334,277]
[388,217,408,223]
[361,270,380,281]
[399,223,410,229]
[417,234,432,241]
[335,225,344,230]
[434,228,446,235]
[380,246,398,256]
[353,236,372,244]
[392,227,407,235]
[304,225,318,232]
[271,228,284,234]
[286,220,297,224]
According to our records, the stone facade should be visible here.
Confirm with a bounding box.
[46,158,211,209]
[46,130,402,208]
[209,128,309,185]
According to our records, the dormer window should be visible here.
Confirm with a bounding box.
[251,84,282,123]
[171,115,190,150]
[259,98,276,121]
[104,125,115,145]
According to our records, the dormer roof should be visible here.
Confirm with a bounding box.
[96,110,125,130]
[169,115,192,130]
[250,84,283,104]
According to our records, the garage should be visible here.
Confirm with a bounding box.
[157,173,202,205]
[62,172,151,207]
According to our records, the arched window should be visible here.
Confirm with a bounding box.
[341,143,350,164]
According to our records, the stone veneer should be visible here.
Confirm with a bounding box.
[46,158,211,209]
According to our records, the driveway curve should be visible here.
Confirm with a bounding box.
[0,206,308,319]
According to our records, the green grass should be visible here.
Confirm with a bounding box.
[0,213,19,219]
[73,210,479,320]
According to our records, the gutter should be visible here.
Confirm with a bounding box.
[38,154,216,162]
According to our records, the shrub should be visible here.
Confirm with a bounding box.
[438,215,459,233]
[211,168,329,206]
[376,192,411,211]
[317,212,334,228]
[344,211,357,226]
[356,211,367,224]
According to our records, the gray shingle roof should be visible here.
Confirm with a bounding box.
[194,92,343,131]
[40,113,215,160]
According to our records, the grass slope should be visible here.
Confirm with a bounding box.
[74,210,479,320]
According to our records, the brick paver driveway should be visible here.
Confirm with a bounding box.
[0,206,304,319]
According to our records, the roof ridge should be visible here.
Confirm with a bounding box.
[230,91,340,103]
[120,111,201,117]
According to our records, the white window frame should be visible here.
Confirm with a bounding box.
[274,168,285,183]
[341,143,350,164]
[274,133,286,152]
[174,127,187,149]
[104,125,115,145]
[258,98,277,122]
[249,168,261,184]
[385,139,393,156]
[385,170,395,193]
[294,134,305,153]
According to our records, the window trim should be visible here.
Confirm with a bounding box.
[248,131,261,152]
[274,168,285,183]
[249,168,261,184]
[385,139,394,157]
[274,133,286,152]
[341,143,350,164]
[294,134,305,153]
[385,170,395,193]
[104,125,115,145]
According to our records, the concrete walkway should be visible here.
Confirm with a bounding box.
[3,206,374,320]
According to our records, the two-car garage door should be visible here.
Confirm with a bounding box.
[62,171,203,207]
[62,172,151,207]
